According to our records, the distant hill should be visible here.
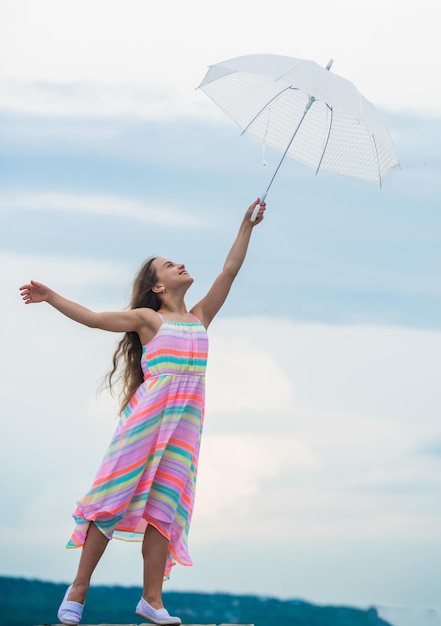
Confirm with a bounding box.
[0,576,393,626]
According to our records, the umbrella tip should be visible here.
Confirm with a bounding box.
[326,59,334,70]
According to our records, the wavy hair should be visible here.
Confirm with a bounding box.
[106,257,161,412]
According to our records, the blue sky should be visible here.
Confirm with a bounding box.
[1,1,441,623]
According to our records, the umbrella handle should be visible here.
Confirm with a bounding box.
[250,191,267,222]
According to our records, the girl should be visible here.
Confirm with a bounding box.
[19,199,266,626]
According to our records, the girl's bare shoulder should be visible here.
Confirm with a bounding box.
[136,307,162,326]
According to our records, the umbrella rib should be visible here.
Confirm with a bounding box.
[371,134,382,188]
[240,86,293,135]
[315,105,333,175]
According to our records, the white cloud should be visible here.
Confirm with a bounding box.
[1,0,440,117]
[193,318,441,548]
[0,190,204,226]
[3,251,132,311]
[0,80,212,120]
[194,432,321,536]
[206,335,295,413]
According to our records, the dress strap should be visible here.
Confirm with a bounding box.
[156,312,165,322]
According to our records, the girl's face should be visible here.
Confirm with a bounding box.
[153,257,194,290]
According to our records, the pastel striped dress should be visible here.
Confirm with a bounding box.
[67,314,208,579]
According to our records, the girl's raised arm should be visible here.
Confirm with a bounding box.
[191,198,265,328]
[19,280,157,335]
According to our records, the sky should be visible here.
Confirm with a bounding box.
[1,1,441,624]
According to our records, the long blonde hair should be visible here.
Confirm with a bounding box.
[107,257,161,412]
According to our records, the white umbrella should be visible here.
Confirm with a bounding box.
[198,54,400,219]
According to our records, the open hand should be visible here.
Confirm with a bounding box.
[19,280,50,304]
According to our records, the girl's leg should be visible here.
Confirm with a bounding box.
[141,524,169,609]
[67,522,109,604]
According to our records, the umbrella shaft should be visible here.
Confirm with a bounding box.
[264,96,315,196]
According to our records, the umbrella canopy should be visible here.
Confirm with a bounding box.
[199,54,399,195]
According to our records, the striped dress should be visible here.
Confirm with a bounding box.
[67,314,208,579]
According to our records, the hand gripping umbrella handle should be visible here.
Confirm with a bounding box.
[250,191,267,222]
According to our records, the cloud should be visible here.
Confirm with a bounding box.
[3,250,131,297]
[0,190,204,226]
[1,0,441,117]
[206,335,295,413]
[210,317,441,428]
[0,80,211,120]
[194,432,321,536]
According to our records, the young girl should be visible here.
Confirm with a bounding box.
[19,199,266,626]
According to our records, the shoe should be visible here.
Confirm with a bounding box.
[135,597,181,625]
[57,585,84,625]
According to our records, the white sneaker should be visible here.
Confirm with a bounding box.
[57,585,84,625]
[135,597,182,625]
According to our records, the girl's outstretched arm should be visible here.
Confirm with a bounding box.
[19,280,158,335]
[191,198,265,328]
